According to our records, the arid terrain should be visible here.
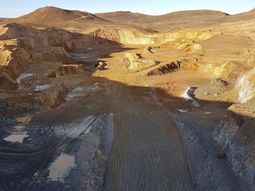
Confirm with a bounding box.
[0,6,255,191]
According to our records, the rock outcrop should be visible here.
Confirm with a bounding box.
[0,23,117,89]
[214,110,255,190]
[124,52,159,72]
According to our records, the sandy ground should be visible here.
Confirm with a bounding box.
[0,43,247,191]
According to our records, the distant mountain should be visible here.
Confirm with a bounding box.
[1,7,255,33]
[97,10,229,31]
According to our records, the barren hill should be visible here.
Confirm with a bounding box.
[14,6,110,29]
[2,7,255,33]
[7,7,155,44]
[97,10,229,31]
[223,8,255,22]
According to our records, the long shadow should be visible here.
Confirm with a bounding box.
[0,74,253,190]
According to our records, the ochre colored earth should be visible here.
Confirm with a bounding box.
[0,6,255,191]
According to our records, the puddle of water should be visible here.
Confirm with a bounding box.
[48,154,76,183]
[177,109,188,113]
[4,131,29,143]
[181,86,200,108]
[72,53,96,60]
[16,73,33,85]
[55,115,96,138]
[34,85,51,92]
[203,112,212,115]
[72,87,85,92]
[66,84,100,101]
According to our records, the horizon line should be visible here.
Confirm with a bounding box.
[0,6,254,18]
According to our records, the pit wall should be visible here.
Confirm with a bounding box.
[213,111,255,191]
[118,30,217,45]
[89,26,218,45]
[0,23,112,86]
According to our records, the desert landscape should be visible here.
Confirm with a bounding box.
[0,5,255,191]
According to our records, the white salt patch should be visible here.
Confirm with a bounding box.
[181,86,200,108]
[203,112,212,115]
[16,73,33,85]
[55,115,96,138]
[48,154,75,183]
[66,84,100,101]
[236,75,254,103]
[72,87,85,92]
[177,109,187,113]
[4,131,29,143]
[34,85,50,92]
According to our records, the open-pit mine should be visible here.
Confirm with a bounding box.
[0,6,255,191]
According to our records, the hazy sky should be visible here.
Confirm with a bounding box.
[1,0,255,18]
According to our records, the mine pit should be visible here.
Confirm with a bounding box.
[0,4,254,191]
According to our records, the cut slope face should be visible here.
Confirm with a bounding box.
[0,22,118,90]
[90,26,217,45]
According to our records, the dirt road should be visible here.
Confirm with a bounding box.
[104,82,193,191]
